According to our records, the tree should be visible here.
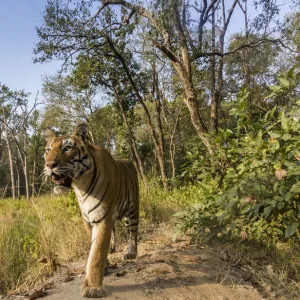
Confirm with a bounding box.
[0,84,39,200]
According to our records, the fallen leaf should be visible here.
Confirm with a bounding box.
[275,169,287,180]
[243,196,252,203]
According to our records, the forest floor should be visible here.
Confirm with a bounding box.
[2,225,276,300]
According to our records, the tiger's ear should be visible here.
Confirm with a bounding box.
[44,128,56,143]
[73,123,88,142]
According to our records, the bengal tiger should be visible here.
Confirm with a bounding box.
[43,123,139,298]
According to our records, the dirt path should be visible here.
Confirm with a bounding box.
[21,226,262,300]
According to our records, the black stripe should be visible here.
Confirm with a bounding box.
[76,147,82,161]
[81,162,89,169]
[127,166,135,201]
[91,196,114,224]
[128,210,138,220]
[92,174,106,200]
[73,155,88,164]
[117,162,125,212]
[88,183,110,214]
[128,163,138,201]
[129,222,138,227]
[81,157,98,200]
[123,164,130,202]
[114,162,122,216]
[126,208,135,218]
[118,164,129,213]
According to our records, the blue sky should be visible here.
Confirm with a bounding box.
[0,0,61,106]
[0,1,293,108]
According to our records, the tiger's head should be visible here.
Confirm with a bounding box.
[43,124,92,193]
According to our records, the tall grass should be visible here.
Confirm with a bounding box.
[0,182,197,294]
[0,195,88,293]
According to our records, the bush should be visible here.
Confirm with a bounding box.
[178,66,300,244]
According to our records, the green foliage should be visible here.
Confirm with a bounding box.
[178,66,300,244]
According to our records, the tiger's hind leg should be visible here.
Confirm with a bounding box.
[123,217,138,260]
[109,222,116,253]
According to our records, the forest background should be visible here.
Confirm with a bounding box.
[0,0,300,296]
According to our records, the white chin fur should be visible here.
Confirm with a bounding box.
[53,185,70,195]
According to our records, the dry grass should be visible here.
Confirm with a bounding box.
[0,182,191,294]
[216,239,300,299]
[0,195,88,293]
[1,183,300,298]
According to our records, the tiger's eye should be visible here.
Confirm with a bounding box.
[64,146,73,152]
[46,147,51,154]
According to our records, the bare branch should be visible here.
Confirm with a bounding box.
[151,39,179,63]
[192,37,299,60]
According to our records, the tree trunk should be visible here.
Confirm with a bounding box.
[2,108,16,199]
[115,93,148,187]
[172,61,213,154]
[17,145,29,201]
[23,133,30,201]
[31,154,37,197]
[169,103,183,178]
[107,37,168,188]
[243,0,251,91]
[1,182,9,198]
[15,160,20,198]
[152,62,168,188]
[210,6,218,133]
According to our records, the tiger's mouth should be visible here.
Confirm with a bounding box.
[51,173,72,187]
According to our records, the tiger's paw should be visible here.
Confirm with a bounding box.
[123,252,137,260]
[81,286,107,298]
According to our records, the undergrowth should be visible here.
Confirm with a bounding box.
[175,66,300,298]
[0,181,195,294]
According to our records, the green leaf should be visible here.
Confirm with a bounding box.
[263,206,274,218]
[285,191,292,201]
[291,182,300,193]
[197,172,209,179]
[268,131,281,138]
[281,133,292,141]
[281,113,290,131]
[285,222,299,238]
[279,77,290,88]
[269,85,281,91]
[287,66,296,79]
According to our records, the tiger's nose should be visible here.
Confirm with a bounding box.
[46,162,58,169]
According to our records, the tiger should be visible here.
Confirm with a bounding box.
[43,123,139,298]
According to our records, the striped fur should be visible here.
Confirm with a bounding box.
[44,124,139,298]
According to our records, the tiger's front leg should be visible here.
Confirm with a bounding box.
[82,218,112,298]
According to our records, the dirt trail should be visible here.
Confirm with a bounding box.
[24,226,262,300]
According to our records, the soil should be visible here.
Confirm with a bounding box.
[2,225,265,300]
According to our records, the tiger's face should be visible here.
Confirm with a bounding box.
[43,124,91,189]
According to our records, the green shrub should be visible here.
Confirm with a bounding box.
[178,66,300,244]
